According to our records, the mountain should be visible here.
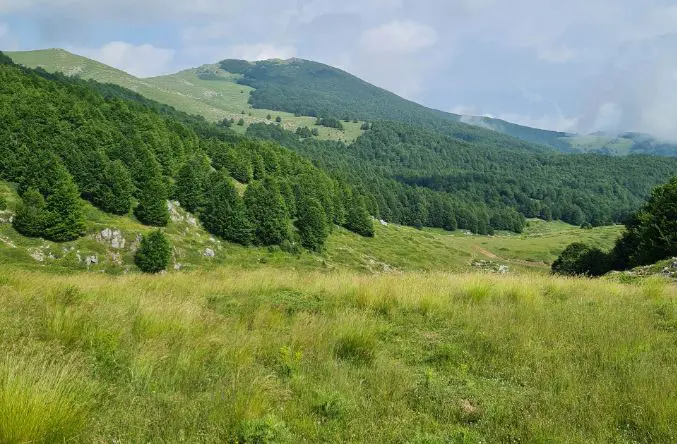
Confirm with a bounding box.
[11,49,677,156]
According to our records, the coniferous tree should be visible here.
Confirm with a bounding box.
[201,172,252,245]
[345,193,374,237]
[42,168,86,242]
[224,148,253,183]
[295,197,329,251]
[174,153,211,214]
[134,230,171,273]
[0,195,6,211]
[244,178,290,245]
[134,177,169,226]
[13,188,46,238]
[133,149,169,226]
[92,159,135,215]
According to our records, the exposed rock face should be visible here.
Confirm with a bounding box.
[203,248,215,258]
[29,249,45,262]
[96,228,126,249]
[168,200,198,226]
[85,255,98,266]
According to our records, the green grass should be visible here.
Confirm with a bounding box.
[7,49,365,143]
[0,266,675,442]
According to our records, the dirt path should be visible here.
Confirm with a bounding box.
[473,244,548,269]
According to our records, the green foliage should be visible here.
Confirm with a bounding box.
[295,197,329,251]
[134,177,169,227]
[552,243,610,276]
[611,176,677,268]
[42,168,86,242]
[275,116,282,123]
[0,195,6,211]
[316,117,343,130]
[134,230,171,273]
[174,153,211,214]
[201,172,253,245]
[237,118,245,126]
[244,178,290,246]
[13,188,46,238]
[91,159,134,215]
[344,193,374,237]
[248,121,677,234]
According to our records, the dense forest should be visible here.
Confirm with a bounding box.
[553,175,677,276]
[247,121,677,232]
[0,52,374,251]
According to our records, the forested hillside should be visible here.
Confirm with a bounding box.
[0,52,374,253]
[247,121,677,232]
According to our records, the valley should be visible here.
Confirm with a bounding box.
[0,43,676,444]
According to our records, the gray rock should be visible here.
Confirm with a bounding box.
[85,255,98,266]
[173,263,183,270]
[203,248,215,258]
[29,249,45,262]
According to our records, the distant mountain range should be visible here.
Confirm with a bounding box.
[8,48,677,156]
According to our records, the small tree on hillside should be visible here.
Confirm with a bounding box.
[201,173,252,245]
[135,230,171,273]
[13,187,46,238]
[92,159,135,215]
[345,193,374,237]
[295,197,329,252]
[244,178,290,245]
[134,177,169,226]
[0,195,6,211]
[42,168,86,242]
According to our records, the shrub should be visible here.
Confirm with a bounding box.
[0,195,6,211]
[552,242,611,276]
[134,230,171,273]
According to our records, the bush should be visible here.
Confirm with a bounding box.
[552,243,611,277]
[0,195,6,211]
[134,230,171,273]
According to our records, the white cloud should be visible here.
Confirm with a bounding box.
[0,22,20,51]
[361,20,438,53]
[538,45,576,64]
[226,44,297,61]
[75,41,175,77]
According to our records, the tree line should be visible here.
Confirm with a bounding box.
[246,121,677,234]
[0,52,373,253]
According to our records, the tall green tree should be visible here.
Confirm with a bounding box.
[13,187,46,238]
[345,193,374,237]
[42,167,86,242]
[244,178,290,245]
[91,159,135,215]
[295,197,329,251]
[174,153,211,214]
[201,172,252,245]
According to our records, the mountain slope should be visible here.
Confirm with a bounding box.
[7,49,363,142]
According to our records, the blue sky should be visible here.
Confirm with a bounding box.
[2,0,677,138]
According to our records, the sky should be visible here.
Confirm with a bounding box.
[1,0,677,138]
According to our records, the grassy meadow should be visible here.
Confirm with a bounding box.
[1,266,676,443]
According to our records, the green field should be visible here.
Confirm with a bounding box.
[7,49,365,143]
[1,262,676,443]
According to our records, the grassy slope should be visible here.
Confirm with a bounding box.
[7,49,364,143]
[1,265,676,442]
[0,180,621,274]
